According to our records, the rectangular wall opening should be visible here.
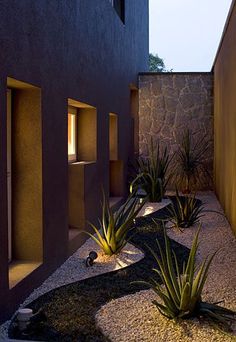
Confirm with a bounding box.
[7,77,43,289]
[67,99,97,243]
[109,113,118,161]
[109,113,124,202]
[68,99,97,163]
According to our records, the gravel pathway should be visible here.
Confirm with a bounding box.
[0,199,170,340]
[5,199,189,341]
[167,191,236,309]
[0,240,144,339]
[96,289,236,342]
[22,240,144,307]
[2,192,235,341]
[96,191,236,342]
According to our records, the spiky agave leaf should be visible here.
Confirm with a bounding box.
[167,189,204,229]
[118,195,140,222]
[199,302,236,335]
[143,228,201,314]
[130,138,172,202]
[86,190,145,255]
[145,234,181,311]
[138,225,236,335]
[164,232,181,301]
[174,128,211,192]
[86,224,113,256]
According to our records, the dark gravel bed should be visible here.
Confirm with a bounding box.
[9,198,194,341]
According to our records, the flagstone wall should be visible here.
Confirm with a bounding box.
[138,72,214,190]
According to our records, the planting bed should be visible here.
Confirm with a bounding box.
[96,192,236,342]
[6,198,189,341]
[1,193,235,342]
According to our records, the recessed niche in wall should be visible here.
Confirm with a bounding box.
[7,77,43,289]
[67,99,97,246]
[109,160,124,197]
[68,98,97,162]
[109,113,124,199]
[109,113,118,161]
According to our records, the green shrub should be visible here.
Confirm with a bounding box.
[86,192,145,256]
[167,189,204,229]
[175,128,211,193]
[130,139,172,202]
[140,228,236,332]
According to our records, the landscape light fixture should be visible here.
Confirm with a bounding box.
[85,251,98,267]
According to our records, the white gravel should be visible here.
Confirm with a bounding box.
[167,191,236,308]
[96,289,236,342]
[137,197,171,217]
[0,237,144,339]
[0,199,170,340]
[96,191,236,341]
[22,240,144,305]
[2,192,235,341]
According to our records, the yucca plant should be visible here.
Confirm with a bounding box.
[139,228,236,332]
[85,192,145,256]
[130,139,172,202]
[167,189,204,229]
[175,128,211,193]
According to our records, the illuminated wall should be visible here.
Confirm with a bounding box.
[214,0,236,235]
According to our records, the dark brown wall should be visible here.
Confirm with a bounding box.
[0,0,148,321]
[214,0,236,235]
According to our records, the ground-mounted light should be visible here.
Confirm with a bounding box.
[85,251,98,267]
[17,308,33,331]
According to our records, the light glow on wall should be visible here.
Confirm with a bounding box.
[68,112,77,161]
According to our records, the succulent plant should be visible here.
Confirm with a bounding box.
[174,128,211,193]
[85,191,145,256]
[130,139,172,202]
[167,189,204,229]
[138,227,236,333]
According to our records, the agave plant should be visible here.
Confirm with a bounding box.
[130,139,172,202]
[167,189,204,229]
[86,192,145,256]
[175,128,211,193]
[140,228,236,332]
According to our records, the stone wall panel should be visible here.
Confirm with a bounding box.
[138,73,214,190]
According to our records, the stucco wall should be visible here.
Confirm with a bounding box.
[214,0,236,235]
[12,88,43,262]
[0,0,148,321]
[138,73,214,190]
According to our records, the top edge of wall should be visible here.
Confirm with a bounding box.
[139,72,213,76]
[212,0,236,71]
